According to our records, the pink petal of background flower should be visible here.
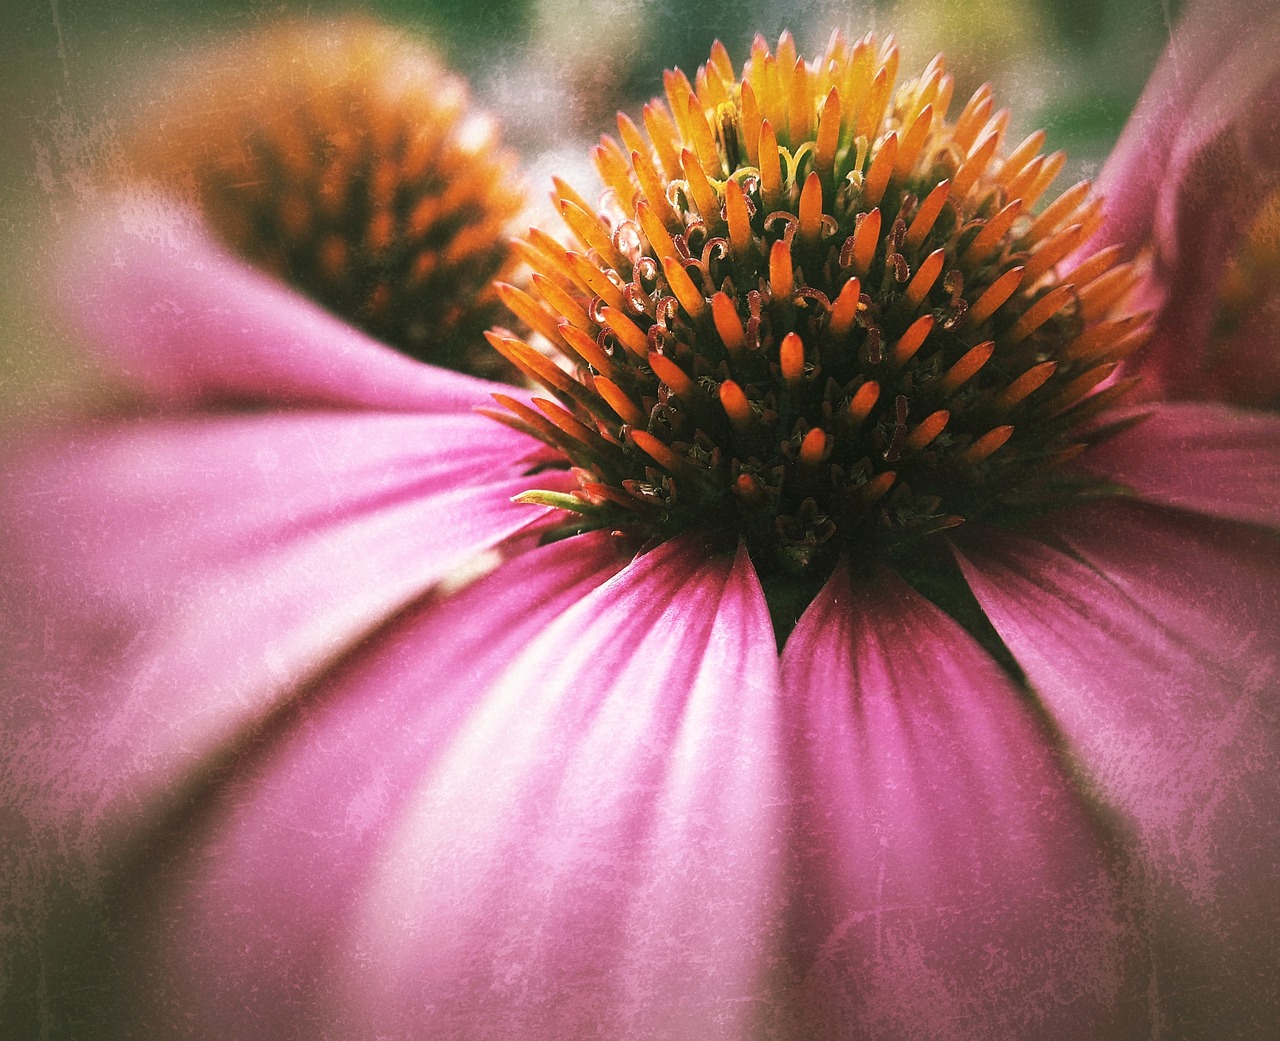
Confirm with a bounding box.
[1094,0,1280,401]
[59,198,519,412]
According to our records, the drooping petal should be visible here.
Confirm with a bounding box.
[1094,0,1280,397]
[1,409,551,862]
[86,535,782,1041]
[1077,402,1280,529]
[57,197,518,412]
[7,409,544,579]
[777,564,1150,1040]
[956,501,1280,1038]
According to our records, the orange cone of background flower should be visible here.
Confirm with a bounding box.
[130,19,524,376]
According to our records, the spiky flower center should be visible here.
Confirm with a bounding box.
[1215,190,1280,328]
[494,31,1148,608]
[133,21,524,376]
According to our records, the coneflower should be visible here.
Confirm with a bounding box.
[494,31,1146,630]
[131,20,524,377]
[5,8,1280,1040]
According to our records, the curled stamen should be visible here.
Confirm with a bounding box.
[702,237,731,267]
[764,211,799,241]
[795,286,833,312]
[624,280,656,317]
[633,255,661,286]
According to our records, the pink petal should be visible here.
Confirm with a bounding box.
[778,564,1149,1040]
[2,410,551,860]
[92,536,783,1040]
[1094,0,1280,399]
[9,409,542,580]
[955,501,1280,1037]
[57,198,518,411]
[1077,402,1280,529]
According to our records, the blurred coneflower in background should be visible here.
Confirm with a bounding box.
[129,20,525,377]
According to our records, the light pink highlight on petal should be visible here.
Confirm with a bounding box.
[778,564,1149,1040]
[956,501,1280,1037]
[10,533,786,1039]
[2,410,554,862]
[1094,0,1280,399]
[341,537,784,1040]
[57,197,518,412]
[7,409,542,582]
[102,532,630,1041]
[1077,402,1280,529]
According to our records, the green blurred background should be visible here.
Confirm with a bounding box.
[0,0,1183,422]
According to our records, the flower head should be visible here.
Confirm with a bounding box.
[131,19,524,375]
[4,7,1280,1041]
[1091,0,1280,406]
[496,32,1145,627]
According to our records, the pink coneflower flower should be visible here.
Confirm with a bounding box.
[1088,0,1280,409]
[126,19,526,376]
[3,5,1279,1040]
